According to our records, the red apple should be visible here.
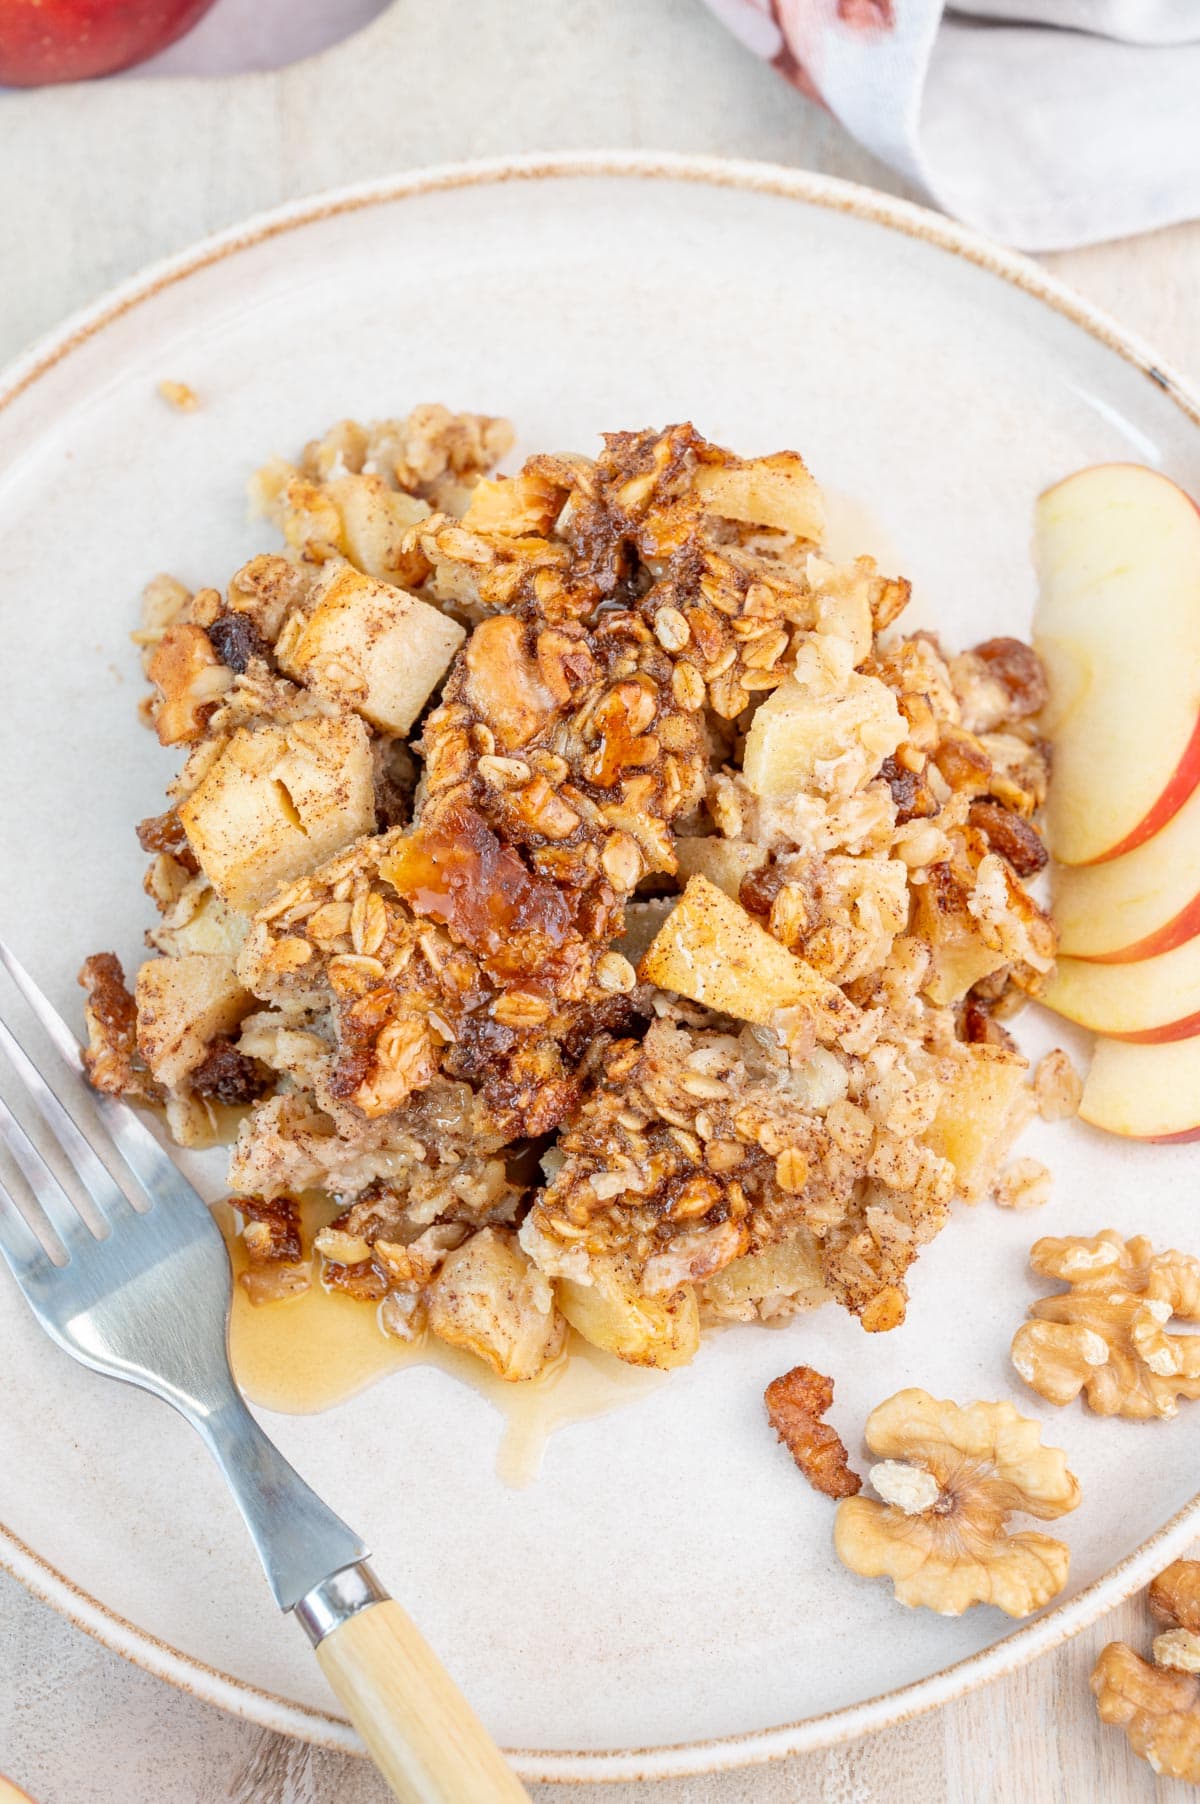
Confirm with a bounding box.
[1041,934,1200,1044]
[1052,779,1200,962]
[0,0,216,86]
[1034,463,1200,867]
[1080,1037,1200,1143]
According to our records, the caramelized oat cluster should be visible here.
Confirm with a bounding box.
[83,406,1056,1380]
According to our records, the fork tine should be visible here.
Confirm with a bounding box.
[0,939,212,1222]
[0,1011,133,1229]
[0,1170,50,1282]
[0,940,88,1074]
[0,1088,94,1257]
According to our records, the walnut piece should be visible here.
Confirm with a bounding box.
[1093,1562,1200,1783]
[147,623,233,745]
[1032,1048,1081,1123]
[833,1388,1080,1615]
[78,953,162,1103]
[236,1195,310,1305]
[1011,1231,1200,1419]
[1150,1561,1200,1631]
[764,1364,861,1499]
[993,1157,1052,1211]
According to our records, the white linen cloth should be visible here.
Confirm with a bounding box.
[702,0,1200,249]
[133,0,388,77]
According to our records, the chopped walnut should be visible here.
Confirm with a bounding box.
[993,1157,1052,1210]
[78,954,161,1103]
[833,1389,1080,1615]
[1033,1048,1082,1123]
[950,637,1047,734]
[1012,1231,1200,1419]
[236,1195,310,1305]
[147,623,233,746]
[764,1364,861,1498]
[1093,1564,1200,1783]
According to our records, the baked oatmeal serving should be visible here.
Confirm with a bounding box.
[82,406,1055,1380]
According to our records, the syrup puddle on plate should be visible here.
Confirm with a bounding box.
[218,1200,665,1488]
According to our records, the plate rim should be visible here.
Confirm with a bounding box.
[3,148,1199,1785]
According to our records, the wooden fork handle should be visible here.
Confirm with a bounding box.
[315,1597,530,1803]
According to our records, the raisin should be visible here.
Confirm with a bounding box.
[136,807,199,872]
[191,1039,270,1105]
[968,800,1048,877]
[207,610,270,674]
[971,637,1047,718]
[879,756,938,823]
[739,859,786,917]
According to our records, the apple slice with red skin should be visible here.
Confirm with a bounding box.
[1042,934,1200,1043]
[0,0,216,87]
[1052,779,1200,962]
[1080,1037,1200,1143]
[1035,463,1200,867]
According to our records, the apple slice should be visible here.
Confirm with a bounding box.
[1035,463,1200,866]
[1080,1038,1200,1142]
[1052,779,1200,962]
[1041,936,1200,1043]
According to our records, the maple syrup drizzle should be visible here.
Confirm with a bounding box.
[219,1199,664,1488]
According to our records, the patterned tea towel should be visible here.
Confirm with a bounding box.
[702,0,1200,248]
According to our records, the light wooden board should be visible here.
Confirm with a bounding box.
[1,3,1199,1799]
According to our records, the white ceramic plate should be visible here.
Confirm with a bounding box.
[1,155,1199,1787]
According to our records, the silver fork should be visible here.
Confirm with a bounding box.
[0,942,528,1804]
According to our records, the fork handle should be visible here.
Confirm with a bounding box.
[298,1564,529,1802]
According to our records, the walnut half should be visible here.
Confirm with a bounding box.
[1011,1231,1200,1419]
[1092,1559,1200,1782]
[833,1388,1080,1616]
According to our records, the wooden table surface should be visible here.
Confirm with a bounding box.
[2,4,1199,1800]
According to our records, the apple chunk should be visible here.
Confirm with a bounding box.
[275,561,464,736]
[557,1261,700,1370]
[638,875,852,1033]
[1080,1037,1200,1142]
[179,714,375,913]
[742,667,904,802]
[923,1045,1029,1201]
[674,837,766,900]
[1051,779,1200,962]
[135,954,251,1090]
[1035,463,1200,866]
[1041,935,1200,1043]
[693,452,825,541]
